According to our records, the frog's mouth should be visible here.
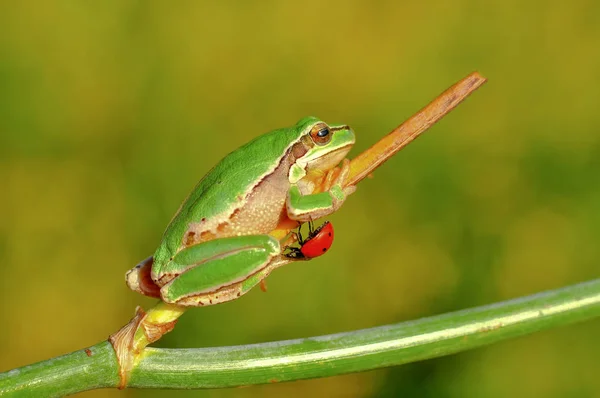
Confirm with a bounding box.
[304,143,353,174]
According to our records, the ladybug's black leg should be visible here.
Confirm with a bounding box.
[295,222,304,245]
[307,219,315,236]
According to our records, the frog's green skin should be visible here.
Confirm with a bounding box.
[126,117,355,306]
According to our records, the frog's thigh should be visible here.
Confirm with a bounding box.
[160,235,279,304]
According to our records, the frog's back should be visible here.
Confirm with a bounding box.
[154,117,318,263]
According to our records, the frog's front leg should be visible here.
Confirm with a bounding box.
[286,159,356,222]
[155,235,286,306]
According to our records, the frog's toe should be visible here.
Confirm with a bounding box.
[343,185,357,197]
[126,256,161,298]
[333,159,352,186]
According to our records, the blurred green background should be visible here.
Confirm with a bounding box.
[1,1,600,397]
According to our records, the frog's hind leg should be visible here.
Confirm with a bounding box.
[159,235,282,306]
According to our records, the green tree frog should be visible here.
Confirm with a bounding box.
[126,117,355,306]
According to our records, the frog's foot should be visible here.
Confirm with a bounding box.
[109,305,179,389]
[126,256,161,298]
[328,158,357,193]
[324,159,356,212]
[287,159,357,223]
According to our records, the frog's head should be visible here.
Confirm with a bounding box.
[289,117,356,184]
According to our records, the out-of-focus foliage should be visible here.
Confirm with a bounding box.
[1,1,599,397]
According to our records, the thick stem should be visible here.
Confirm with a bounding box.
[2,279,600,394]
[130,280,600,388]
[0,341,119,396]
[128,279,600,388]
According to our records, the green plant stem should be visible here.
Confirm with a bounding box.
[0,341,119,396]
[2,279,600,395]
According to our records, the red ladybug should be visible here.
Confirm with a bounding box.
[285,221,334,259]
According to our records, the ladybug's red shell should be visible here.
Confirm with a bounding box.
[300,221,334,259]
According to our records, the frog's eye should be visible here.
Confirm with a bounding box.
[310,123,332,145]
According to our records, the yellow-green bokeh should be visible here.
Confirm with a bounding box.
[1,1,600,397]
